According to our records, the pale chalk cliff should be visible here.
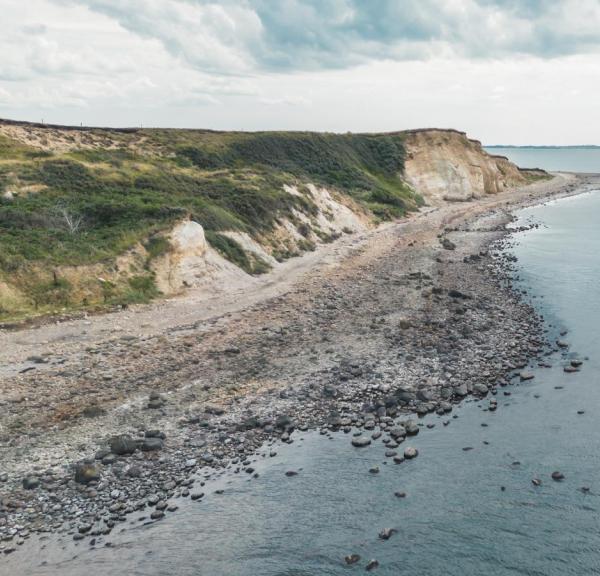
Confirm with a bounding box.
[403,129,526,204]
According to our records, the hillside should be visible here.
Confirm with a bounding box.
[0,120,534,321]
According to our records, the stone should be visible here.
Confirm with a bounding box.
[404,420,419,436]
[140,438,164,452]
[110,435,137,456]
[404,447,419,459]
[416,389,434,402]
[205,405,225,416]
[126,465,142,478]
[351,436,371,448]
[378,528,397,540]
[389,426,406,439]
[455,384,468,397]
[75,464,101,485]
[345,554,361,565]
[473,384,489,395]
[82,405,106,418]
[551,471,564,481]
[366,559,379,571]
[22,476,39,490]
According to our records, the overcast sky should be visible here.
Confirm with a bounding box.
[1,0,600,144]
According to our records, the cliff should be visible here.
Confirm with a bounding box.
[0,119,534,321]
[403,129,527,204]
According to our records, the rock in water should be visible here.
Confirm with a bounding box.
[351,436,371,448]
[378,528,397,540]
[366,559,379,571]
[551,471,565,481]
[404,420,420,436]
[389,426,406,439]
[344,554,361,565]
[404,447,419,459]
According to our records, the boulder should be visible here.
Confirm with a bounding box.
[351,436,371,448]
[75,464,101,484]
[22,476,40,490]
[404,447,419,459]
[110,435,137,455]
[140,437,164,452]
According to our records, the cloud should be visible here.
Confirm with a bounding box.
[2,0,600,144]
[53,0,600,74]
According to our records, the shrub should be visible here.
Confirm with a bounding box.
[29,277,72,309]
[205,231,271,275]
[143,236,172,261]
[123,275,160,303]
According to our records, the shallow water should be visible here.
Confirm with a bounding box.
[485,147,600,173]
[6,190,600,576]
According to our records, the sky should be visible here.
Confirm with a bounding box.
[1,0,600,144]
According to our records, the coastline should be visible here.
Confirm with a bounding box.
[1,172,599,558]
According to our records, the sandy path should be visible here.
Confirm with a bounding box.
[0,173,581,377]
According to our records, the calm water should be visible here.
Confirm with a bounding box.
[6,190,600,576]
[485,147,600,173]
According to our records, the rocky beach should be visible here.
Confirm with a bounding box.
[2,171,597,560]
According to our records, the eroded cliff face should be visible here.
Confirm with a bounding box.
[403,129,526,205]
[151,184,372,296]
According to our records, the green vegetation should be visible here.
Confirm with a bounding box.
[143,235,172,265]
[0,125,421,320]
[205,231,271,275]
[522,170,553,183]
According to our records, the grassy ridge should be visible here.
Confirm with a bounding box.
[0,127,421,318]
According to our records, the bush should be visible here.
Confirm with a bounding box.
[143,236,172,261]
[205,231,271,275]
[123,275,160,303]
[29,277,72,309]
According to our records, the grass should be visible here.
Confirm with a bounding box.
[0,126,421,319]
